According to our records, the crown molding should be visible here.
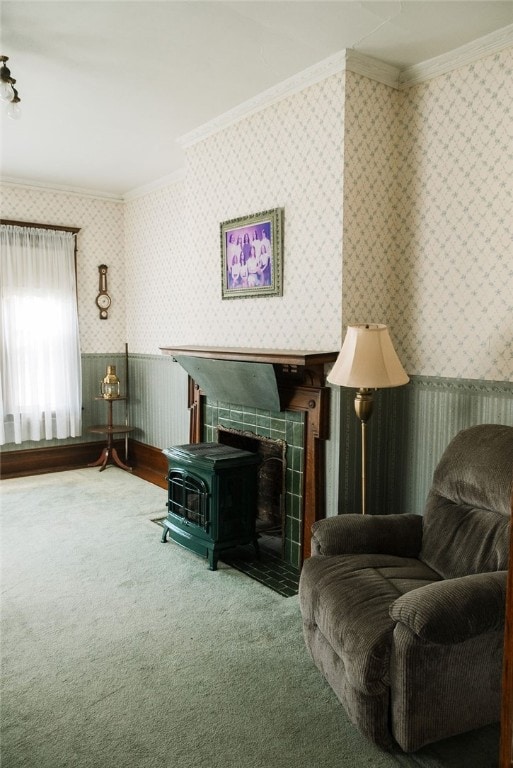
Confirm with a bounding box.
[179,24,512,148]
[0,176,123,202]
[123,169,186,201]
[0,172,187,203]
[178,50,348,148]
[399,23,513,88]
[3,26,511,196]
[345,50,400,89]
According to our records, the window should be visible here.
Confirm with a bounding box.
[0,221,82,445]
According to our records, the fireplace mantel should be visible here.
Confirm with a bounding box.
[160,345,338,561]
[160,346,337,388]
[160,345,337,367]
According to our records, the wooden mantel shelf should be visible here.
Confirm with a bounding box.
[159,345,339,562]
[160,345,337,367]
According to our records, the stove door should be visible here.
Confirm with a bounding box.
[167,470,210,538]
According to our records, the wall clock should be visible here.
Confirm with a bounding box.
[96,264,111,319]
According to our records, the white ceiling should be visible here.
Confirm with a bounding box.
[1,1,512,197]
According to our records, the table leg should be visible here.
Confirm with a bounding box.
[88,446,110,471]
[88,439,132,472]
[111,447,132,472]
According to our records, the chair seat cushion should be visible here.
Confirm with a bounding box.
[300,553,441,694]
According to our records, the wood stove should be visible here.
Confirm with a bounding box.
[160,442,260,570]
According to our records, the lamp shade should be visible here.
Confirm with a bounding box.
[327,324,409,389]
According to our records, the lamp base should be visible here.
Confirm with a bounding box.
[354,388,374,424]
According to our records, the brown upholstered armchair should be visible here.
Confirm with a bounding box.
[299,424,513,752]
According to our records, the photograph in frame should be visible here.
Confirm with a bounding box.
[221,208,283,299]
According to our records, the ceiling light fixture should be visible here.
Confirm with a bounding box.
[0,56,21,119]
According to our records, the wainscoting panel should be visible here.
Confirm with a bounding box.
[3,360,511,523]
[1,353,128,454]
[334,376,513,517]
[0,352,189,459]
[126,354,189,450]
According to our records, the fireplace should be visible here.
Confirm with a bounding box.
[159,346,337,566]
[217,426,286,557]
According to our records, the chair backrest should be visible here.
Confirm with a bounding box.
[420,424,513,579]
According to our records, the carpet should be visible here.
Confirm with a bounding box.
[153,516,299,597]
[0,468,500,768]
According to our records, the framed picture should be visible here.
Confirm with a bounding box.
[221,208,283,299]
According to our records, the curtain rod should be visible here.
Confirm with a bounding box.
[0,219,80,234]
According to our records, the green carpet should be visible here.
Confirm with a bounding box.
[153,516,300,597]
[0,468,499,768]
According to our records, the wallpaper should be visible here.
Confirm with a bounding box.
[175,72,345,352]
[393,48,513,380]
[0,185,125,354]
[124,181,185,354]
[342,72,400,332]
[2,47,512,381]
[341,49,512,381]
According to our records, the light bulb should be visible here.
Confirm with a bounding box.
[0,80,14,102]
[7,99,21,119]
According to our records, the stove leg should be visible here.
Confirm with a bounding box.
[208,550,218,571]
[161,525,169,543]
[253,537,260,559]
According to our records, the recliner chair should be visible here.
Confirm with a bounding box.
[299,424,513,752]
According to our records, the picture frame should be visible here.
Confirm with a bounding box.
[221,208,283,299]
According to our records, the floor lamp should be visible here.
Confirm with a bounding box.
[327,324,409,515]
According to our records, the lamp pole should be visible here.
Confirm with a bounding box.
[354,388,374,515]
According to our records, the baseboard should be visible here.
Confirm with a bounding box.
[0,440,124,479]
[129,440,167,489]
[0,439,168,488]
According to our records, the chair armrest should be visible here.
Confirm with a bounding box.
[310,513,423,557]
[390,571,507,643]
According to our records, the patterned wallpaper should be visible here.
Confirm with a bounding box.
[341,49,512,381]
[393,49,513,380]
[124,73,345,355]
[2,47,512,381]
[0,185,125,354]
[174,72,345,352]
[342,72,400,331]
[124,182,185,354]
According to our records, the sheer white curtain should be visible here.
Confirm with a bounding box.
[0,224,82,445]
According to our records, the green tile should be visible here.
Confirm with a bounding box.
[270,417,285,432]
[290,518,300,544]
[293,421,304,446]
[289,494,302,520]
[291,470,302,496]
[200,395,308,574]
[285,468,293,494]
[243,414,257,428]
[256,414,271,430]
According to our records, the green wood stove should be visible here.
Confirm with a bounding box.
[161,442,260,570]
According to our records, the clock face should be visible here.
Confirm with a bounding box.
[96,293,111,310]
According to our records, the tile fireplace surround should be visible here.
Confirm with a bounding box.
[160,347,337,566]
